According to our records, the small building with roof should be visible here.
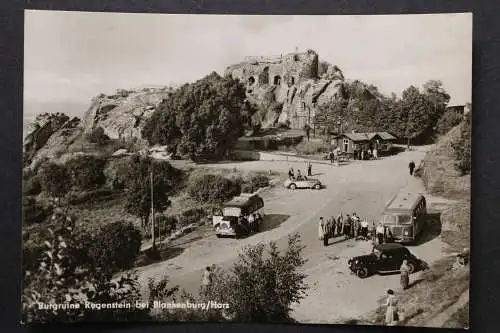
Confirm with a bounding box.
[332,131,397,156]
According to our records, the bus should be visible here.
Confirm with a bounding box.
[212,194,265,238]
[381,190,427,244]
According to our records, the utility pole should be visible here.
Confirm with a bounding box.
[150,165,156,250]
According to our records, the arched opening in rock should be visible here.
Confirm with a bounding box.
[259,67,270,84]
[273,75,281,85]
[248,76,255,85]
[291,77,296,85]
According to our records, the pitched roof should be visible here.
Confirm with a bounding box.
[335,131,397,141]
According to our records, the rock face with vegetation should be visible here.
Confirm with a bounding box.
[224,50,345,129]
[81,87,173,141]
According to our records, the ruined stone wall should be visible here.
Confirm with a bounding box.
[225,50,343,129]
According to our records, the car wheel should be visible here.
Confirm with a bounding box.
[356,267,369,278]
[407,263,416,274]
[314,184,321,190]
[289,183,297,190]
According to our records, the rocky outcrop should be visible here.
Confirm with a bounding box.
[224,50,345,129]
[23,113,80,162]
[81,87,172,141]
[27,117,82,170]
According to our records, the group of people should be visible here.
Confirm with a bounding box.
[353,147,378,160]
[375,222,394,245]
[288,163,313,180]
[318,213,371,246]
[237,212,262,234]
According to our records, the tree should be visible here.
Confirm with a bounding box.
[66,155,107,190]
[203,233,308,322]
[187,174,241,204]
[452,112,471,175]
[124,154,181,231]
[436,108,463,135]
[38,163,71,197]
[88,221,142,273]
[142,72,257,160]
[21,203,150,323]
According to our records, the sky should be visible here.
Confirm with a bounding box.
[24,11,472,118]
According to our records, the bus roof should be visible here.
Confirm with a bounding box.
[385,191,425,213]
[224,195,264,209]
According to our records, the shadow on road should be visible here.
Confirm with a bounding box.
[412,211,442,246]
[135,246,185,268]
[260,214,290,233]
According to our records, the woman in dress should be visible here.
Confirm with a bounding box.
[400,260,410,290]
[385,289,399,326]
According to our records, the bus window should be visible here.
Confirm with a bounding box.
[383,214,398,224]
[399,215,411,224]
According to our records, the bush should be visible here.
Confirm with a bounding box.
[178,208,206,227]
[66,155,107,190]
[187,174,241,203]
[22,196,50,226]
[87,127,109,146]
[89,221,142,273]
[23,175,42,196]
[203,233,308,322]
[436,109,463,135]
[66,188,114,205]
[294,140,330,155]
[38,162,71,197]
[153,215,178,236]
[452,113,471,175]
[241,182,256,194]
[247,173,270,188]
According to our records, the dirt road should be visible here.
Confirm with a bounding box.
[136,147,451,323]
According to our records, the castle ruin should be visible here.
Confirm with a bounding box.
[224,50,344,129]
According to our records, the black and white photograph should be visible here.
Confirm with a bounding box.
[21,11,471,328]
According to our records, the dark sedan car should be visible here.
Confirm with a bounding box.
[347,243,424,278]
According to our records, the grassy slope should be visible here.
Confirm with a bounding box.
[366,122,470,328]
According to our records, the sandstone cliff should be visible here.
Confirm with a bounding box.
[224,50,345,129]
[81,87,172,141]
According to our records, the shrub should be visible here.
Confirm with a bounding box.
[153,215,178,236]
[187,174,241,203]
[203,233,308,322]
[436,109,463,135]
[452,113,471,175]
[247,173,270,188]
[86,127,109,146]
[38,162,71,197]
[22,196,50,226]
[66,188,114,205]
[294,140,330,155]
[178,208,206,227]
[241,182,256,194]
[89,221,142,272]
[22,175,42,196]
[66,155,107,190]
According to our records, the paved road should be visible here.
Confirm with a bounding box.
[136,147,449,323]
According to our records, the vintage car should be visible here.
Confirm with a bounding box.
[213,194,264,238]
[347,243,423,278]
[284,175,322,190]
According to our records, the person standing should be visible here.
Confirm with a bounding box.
[400,260,410,290]
[376,223,385,245]
[318,217,328,246]
[247,213,255,232]
[409,161,416,176]
[360,219,369,239]
[201,266,213,296]
[385,289,399,326]
[297,169,302,178]
[373,147,378,160]
[361,150,365,161]
[307,162,312,176]
[288,167,295,179]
